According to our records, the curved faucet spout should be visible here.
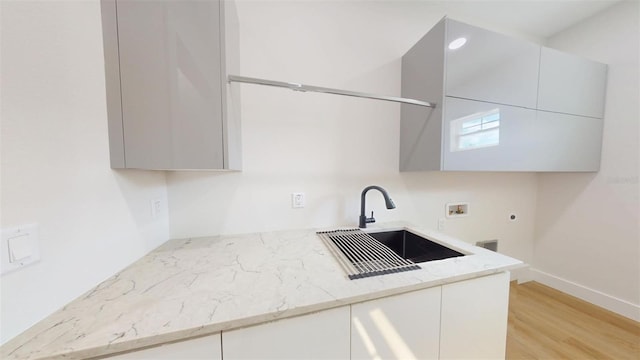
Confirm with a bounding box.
[359,185,396,228]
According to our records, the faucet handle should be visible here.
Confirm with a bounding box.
[366,211,376,224]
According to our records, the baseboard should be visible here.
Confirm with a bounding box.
[509,264,533,284]
[531,268,640,322]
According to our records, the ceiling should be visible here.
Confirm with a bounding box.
[429,0,621,40]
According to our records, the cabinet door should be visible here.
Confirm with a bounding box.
[445,19,540,109]
[537,47,607,119]
[115,0,224,169]
[351,287,441,360]
[442,97,537,171]
[223,306,350,359]
[106,333,221,359]
[532,111,603,171]
[400,19,445,172]
[440,272,510,360]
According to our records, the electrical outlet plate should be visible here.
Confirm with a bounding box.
[291,192,305,208]
[151,198,162,219]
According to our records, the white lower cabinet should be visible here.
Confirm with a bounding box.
[351,286,441,360]
[440,272,511,360]
[106,273,510,360]
[222,306,351,359]
[106,333,221,359]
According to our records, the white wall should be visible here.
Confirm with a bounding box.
[0,1,169,343]
[533,1,640,320]
[167,1,538,278]
[1,0,632,347]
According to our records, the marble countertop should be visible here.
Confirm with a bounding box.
[1,222,523,360]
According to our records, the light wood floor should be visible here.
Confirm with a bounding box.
[506,281,640,359]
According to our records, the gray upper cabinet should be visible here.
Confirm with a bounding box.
[538,47,608,119]
[531,111,604,171]
[442,98,538,171]
[100,0,241,170]
[400,17,607,172]
[445,20,540,109]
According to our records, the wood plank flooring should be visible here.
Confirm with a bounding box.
[506,281,640,359]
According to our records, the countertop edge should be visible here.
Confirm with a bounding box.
[2,223,525,360]
[80,265,523,360]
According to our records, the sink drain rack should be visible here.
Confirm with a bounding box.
[317,229,421,280]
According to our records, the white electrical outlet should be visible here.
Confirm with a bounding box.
[438,218,446,230]
[151,198,163,219]
[291,193,305,208]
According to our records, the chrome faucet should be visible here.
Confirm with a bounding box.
[359,185,396,228]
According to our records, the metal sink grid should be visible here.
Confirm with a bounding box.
[317,229,421,280]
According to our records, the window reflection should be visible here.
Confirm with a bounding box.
[451,109,500,151]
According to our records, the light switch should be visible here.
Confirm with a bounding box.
[8,234,32,262]
[1,224,40,275]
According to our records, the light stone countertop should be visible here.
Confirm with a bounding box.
[1,222,523,360]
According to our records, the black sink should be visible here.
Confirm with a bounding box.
[368,230,465,263]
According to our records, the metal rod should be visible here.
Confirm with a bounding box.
[228,75,435,108]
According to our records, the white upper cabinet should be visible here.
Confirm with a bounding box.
[532,111,604,171]
[101,0,241,170]
[445,20,540,109]
[400,17,607,172]
[442,98,603,172]
[538,47,608,118]
[442,98,538,171]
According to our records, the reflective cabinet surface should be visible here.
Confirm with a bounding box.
[443,97,603,172]
[531,111,603,171]
[116,0,224,169]
[400,17,606,173]
[538,47,608,119]
[445,20,540,109]
[442,97,537,171]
